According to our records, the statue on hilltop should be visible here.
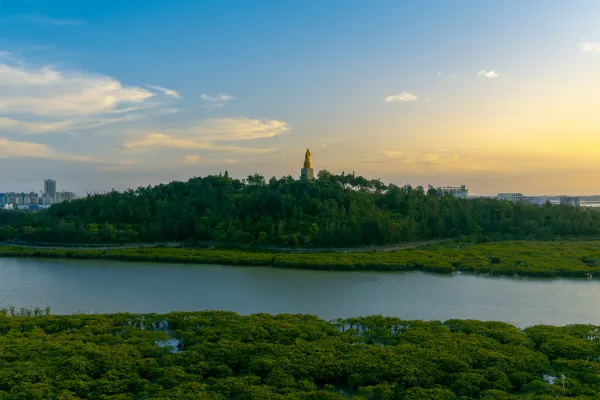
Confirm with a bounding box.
[303,149,312,169]
[301,149,314,180]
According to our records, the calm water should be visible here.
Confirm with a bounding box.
[2,257,600,327]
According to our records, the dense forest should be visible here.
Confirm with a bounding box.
[1,311,600,399]
[1,171,599,246]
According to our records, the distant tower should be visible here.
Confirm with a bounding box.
[300,149,314,180]
[44,179,57,204]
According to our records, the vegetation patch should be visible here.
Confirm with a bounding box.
[3,240,600,278]
[0,311,599,399]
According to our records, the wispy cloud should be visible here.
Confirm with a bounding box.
[123,133,277,154]
[159,108,181,114]
[0,138,55,158]
[477,70,501,78]
[359,149,502,173]
[201,93,235,102]
[0,111,145,135]
[315,138,338,150]
[182,155,236,165]
[122,117,289,154]
[195,117,289,141]
[437,71,459,79]
[0,62,153,117]
[145,84,182,99]
[578,42,600,53]
[201,103,225,109]
[0,117,73,134]
[200,93,235,108]
[0,55,160,136]
[125,133,211,151]
[1,14,84,27]
[182,155,202,165]
[0,137,116,164]
[358,148,600,176]
[384,92,418,103]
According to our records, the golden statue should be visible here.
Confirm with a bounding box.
[303,149,312,169]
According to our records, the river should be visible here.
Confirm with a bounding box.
[2,257,600,327]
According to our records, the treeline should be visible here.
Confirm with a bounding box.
[0,171,598,246]
[1,311,600,399]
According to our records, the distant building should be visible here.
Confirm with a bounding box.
[29,191,38,205]
[44,179,57,204]
[560,196,581,207]
[523,196,547,206]
[497,193,525,202]
[56,191,76,203]
[7,192,18,205]
[428,185,468,199]
[17,192,29,205]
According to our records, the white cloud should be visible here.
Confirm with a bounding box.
[201,93,235,102]
[578,42,600,53]
[477,70,501,78]
[0,62,154,117]
[145,84,182,99]
[384,92,418,103]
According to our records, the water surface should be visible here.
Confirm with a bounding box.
[1,257,599,327]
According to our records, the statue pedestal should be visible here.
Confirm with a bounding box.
[301,167,314,180]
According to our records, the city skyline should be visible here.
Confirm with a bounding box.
[0,177,76,208]
[0,1,599,195]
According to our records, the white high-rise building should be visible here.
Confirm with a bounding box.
[44,179,57,204]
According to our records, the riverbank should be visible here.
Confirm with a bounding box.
[1,240,600,278]
[0,310,596,399]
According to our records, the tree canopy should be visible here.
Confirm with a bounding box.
[1,311,600,399]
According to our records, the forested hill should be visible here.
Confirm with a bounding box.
[1,171,599,246]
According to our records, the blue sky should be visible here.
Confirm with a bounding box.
[0,0,599,195]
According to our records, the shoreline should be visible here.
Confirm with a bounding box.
[1,240,599,279]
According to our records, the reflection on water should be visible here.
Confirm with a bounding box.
[2,257,600,327]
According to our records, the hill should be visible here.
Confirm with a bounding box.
[1,171,599,246]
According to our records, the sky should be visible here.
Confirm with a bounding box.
[0,0,599,196]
